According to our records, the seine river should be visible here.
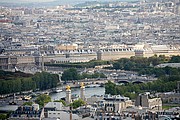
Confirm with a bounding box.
[50,87,105,101]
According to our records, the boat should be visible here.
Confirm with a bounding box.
[22,95,32,101]
[53,88,63,93]
[86,84,100,88]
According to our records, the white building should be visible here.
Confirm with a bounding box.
[98,95,133,113]
[45,111,79,120]
[43,102,80,120]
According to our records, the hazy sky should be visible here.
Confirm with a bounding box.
[0,0,56,3]
[0,0,137,5]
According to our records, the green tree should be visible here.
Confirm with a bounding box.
[105,81,117,95]
[35,94,51,107]
[169,56,180,63]
[32,72,59,90]
[0,70,59,95]
[54,100,66,106]
[23,102,33,106]
[61,68,79,81]
[0,114,7,120]
[70,99,86,109]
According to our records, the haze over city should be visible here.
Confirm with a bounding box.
[0,0,180,119]
[0,0,137,5]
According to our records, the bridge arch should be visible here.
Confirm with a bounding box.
[132,81,144,84]
[118,80,129,84]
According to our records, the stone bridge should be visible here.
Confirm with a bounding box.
[64,77,157,88]
[114,77,157,84]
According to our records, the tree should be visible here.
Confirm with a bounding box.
[70,99,86,109]
[105,81,117,95]
[32,72,59,90]
[0,70,59,95]
[169,56,180,63]
[23,102,33,106]
[0,114,7,120]
[35,94,51,107]
[54,100,66,106]
[61,68,79,81]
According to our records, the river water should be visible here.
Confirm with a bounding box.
[50,87,105,101]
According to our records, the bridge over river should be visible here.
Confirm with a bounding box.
[64,76,157,88]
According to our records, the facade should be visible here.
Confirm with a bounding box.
[55,44,78,51]
[94,112,121,120]
[46,111,79,120]
[44,102,79,120]
[51,57,90,63]
[17,56,35,64]
[135,92,162,110]
[134,50,144,57]
[9,105,43,120]
[158,92,180,104]
[86,95,104,105]
[98,95,132,113]
[0,55,17,69]
[44,102,62,118]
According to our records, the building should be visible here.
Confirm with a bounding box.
[158,92,180,104]
[135,92,162,110]
[134,50,144,57]
[0,55,17,69]
[97,94,132,113]
[44,111,79,120]
[55,44,78,51]
[9,104,43,120]
[43,102,79,120]
[94,111,121,120]
[86,95,104,105]
[158,81,180,104]
[94,94,132,120]
[44,102,62,118]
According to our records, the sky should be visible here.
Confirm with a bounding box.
[0,0,56,3]
[0,0,136,3]
[0,0,138,6]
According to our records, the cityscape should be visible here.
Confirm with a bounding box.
[0,0,180,120]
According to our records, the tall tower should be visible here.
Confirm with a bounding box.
[66,85,71,104]
[80,82,85,101]
[96,50,102,60]
[41,54,45,71]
